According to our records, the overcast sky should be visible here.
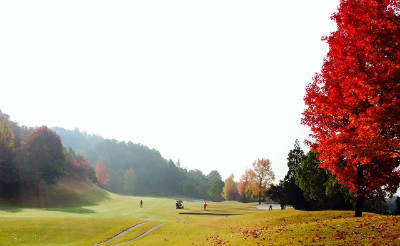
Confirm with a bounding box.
[0,0,340,182]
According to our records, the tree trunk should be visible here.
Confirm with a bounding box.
[355,192,364,217]
[355,166,364,217]
[258,192,261,204]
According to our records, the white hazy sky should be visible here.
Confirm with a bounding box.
[0,0,340,182]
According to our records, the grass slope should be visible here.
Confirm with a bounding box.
[1,181,399,245]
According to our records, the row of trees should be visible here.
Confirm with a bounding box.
[207,158,275,204]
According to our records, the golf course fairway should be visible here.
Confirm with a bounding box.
[1,184,400,245]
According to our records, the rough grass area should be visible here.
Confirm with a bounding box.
[0,181,399,245]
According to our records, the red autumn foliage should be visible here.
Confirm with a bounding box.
[302,0,400,216]
[238,169,252,196]
[66,154,91,180]
[95,160,109,186]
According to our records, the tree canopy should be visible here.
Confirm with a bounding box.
[248,158,275,204]
[222,174,238,201]
[302,0,400,217]
[296,151,352,210]
[208,180,224,201]
[18,126,66,186]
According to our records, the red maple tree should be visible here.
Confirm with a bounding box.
[302,0,400,217]
[237,169,251,197]
[95,160,109,187]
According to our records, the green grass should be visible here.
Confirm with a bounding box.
[1,180,399,245]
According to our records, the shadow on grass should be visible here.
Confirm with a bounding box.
[0,205,23,213]
[40,207,96,214]
[0,180,111,214]
[0,203,99,214]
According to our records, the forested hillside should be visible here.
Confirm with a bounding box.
[0,109,223,203]
[53,127,222,198]
[0,110,98,204]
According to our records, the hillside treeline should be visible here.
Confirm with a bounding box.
[0,110,224,201]
[53,127,223,198]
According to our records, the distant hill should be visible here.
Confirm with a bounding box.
[52,127,174,194]
[52,127,104,153]
[52,127,218,199]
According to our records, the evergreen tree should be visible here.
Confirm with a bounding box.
[282,140,310,209]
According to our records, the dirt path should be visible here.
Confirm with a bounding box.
[92,221,150,245]
[114,223,166,245]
